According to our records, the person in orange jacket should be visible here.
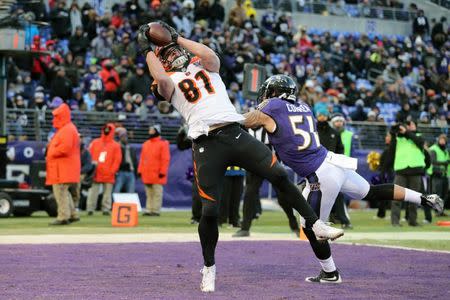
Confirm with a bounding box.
[138,124,170,216]
[86,123,122,215]
[46,103,81,225]
[98,59,121,101]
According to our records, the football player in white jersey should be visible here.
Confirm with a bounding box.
[137,22,345,293]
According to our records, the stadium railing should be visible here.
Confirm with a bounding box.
[6,109,447,149]
[254,0,415,22]
[6,109,182,144]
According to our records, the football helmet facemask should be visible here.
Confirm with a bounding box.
[155,43,190,72]
[257,75,298,104]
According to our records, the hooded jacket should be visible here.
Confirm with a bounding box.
[138,136,170,185]
[99,61,121,93]
[89,123,122,183]
[46,103,81,185]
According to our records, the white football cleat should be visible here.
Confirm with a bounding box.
[312,220,344,241]
[200,265,216,292]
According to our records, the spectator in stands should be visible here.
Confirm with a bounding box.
[138,125,171,216]
[431,17,447,50]
[46,103,80,225]
[91,29,113,60]
[50,0,71,39]
[69,26,90,57]
[114,128,137,193]
[112,32,137,61]
[50,67,73,101]
[427,134,449,217]
[412,10,430,38]
[86,123,122,216]
[350,99,367,121]
[387,121,427,226]
[126,64,152,99]
[209,0,225,29]
[69,2,82,34]
[99,59,121,101]
[228,0,247,27]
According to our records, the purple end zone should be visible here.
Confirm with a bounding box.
[1,241,449,299]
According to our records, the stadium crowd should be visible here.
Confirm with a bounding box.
[4,0,449,138]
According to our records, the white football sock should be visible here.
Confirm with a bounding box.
[319,256,336,273]
[404,188,422,204]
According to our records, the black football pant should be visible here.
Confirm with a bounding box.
[193,123,319,266]
[241,172,299,232]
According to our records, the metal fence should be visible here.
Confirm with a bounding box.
[6,109,182,144]
[347,121,448,150]
[254,0,417,22]
[6,109,448,149]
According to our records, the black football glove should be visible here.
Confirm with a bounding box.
[157,21,179,43]
[137,24,154,55]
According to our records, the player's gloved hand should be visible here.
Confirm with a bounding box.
[137,24,154,55]
[158,173,165,179]
[157,21,179,43]
[157,101,172,114]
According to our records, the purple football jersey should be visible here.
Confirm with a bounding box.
[260,98,327,177]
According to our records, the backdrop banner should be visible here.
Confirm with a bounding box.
[6,141,378,208]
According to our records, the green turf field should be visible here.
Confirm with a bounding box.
[1,210,449,251]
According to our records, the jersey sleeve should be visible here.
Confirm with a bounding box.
[259,99,282,120]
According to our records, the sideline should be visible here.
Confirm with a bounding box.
[1,231,449,246]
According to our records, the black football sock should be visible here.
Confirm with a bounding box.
[198,215,218,267]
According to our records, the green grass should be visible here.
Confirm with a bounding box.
[1,210,449,251]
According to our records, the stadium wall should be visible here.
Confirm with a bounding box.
[5,141,377,208]
[256,10,412,36]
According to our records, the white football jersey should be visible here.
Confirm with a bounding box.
[168,57,244,139]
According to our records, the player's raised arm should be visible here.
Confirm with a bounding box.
[137,24,175,102]
[243,110,276,133]
[176,36,220,73]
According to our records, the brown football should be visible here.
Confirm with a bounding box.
[147,22,172,46]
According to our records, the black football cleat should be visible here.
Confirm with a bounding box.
[305,270,342,284]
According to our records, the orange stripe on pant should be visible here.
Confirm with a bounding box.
[270,153,277,168]
[193,161,215,201]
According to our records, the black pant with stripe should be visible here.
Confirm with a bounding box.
[192,123,319,266]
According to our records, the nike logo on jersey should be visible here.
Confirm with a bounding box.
[235,133,242,139]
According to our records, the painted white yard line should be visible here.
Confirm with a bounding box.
[337,242,450,254]
[0,231,449,245]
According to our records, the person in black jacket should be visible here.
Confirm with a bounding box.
[50,67,73,101]
[316,109,352,229]
[374,132,395,219]
[50,1,71,39]
[113,128,138,193]
[69,136,94,216]
[412,10,429,38]
[126,64,152,98]
[69,26,90,57]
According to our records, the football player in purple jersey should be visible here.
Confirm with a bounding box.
[244,74,444,283]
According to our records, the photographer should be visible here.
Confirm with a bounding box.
[387,121,427,226]
[427,134,449,217]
